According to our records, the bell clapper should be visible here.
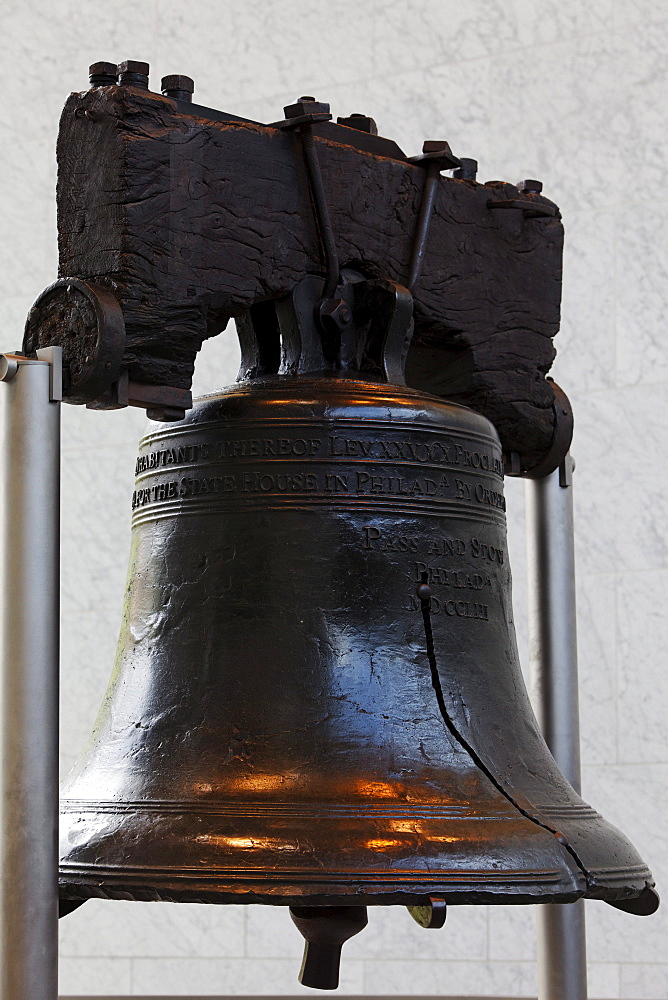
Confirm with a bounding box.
[407,896,447,929]
[290,905,368,990]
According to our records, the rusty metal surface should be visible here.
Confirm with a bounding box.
[59,373,652,909]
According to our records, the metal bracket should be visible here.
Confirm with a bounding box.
[559,454,574,488]
[406,141,461,292]
[0,354,20,382]
[353,278,414,385]
[24,279,124,404]
[236,270,414,386]
[0,348,63,402]
[86,369,192,421]
[35,347,63,401]
[270,111,332,130]
[505,381,574,479]
[487,197,557,218]
[275,98,343,335]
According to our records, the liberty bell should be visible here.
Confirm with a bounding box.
[25,77,657,990]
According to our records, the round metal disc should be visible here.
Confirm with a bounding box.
[23,277,125,404]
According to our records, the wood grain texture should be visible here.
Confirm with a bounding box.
[55,84,564,469]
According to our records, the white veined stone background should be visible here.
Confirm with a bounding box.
[0,0,667,996]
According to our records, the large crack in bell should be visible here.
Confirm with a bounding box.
[416,574,591,890]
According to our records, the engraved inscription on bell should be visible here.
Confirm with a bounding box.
[131,424,506,513]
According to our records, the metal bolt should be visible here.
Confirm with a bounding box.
[275,97,338,303]
[416,583,432,601]
[283,96,330,119]
[89,61,117,87]
[518,178,543,194]
[161,75,195,103]
[406,140,460,292]
[336,113,378,135]
[454,157,478,181]
[319,298,352,334]
[117,60,150,89]
[422,139,452,155]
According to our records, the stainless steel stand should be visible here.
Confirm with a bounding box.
[0,349,62,1000]
[526,453,588,1000]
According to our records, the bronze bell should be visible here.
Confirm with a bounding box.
[59,277,656,989]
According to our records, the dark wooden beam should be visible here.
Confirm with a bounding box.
[33,84,566,472]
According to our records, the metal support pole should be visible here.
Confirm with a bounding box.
[0,349,62,1000]
[526,453,588,1000]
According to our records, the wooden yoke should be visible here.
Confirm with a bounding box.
[23,70,569,476]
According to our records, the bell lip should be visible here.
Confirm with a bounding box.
[58,870,656,910]
[59,874,587,908]
[605,884,660,916]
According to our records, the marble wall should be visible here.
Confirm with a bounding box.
[0,0,666,996]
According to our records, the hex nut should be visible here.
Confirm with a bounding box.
[117,60,150,89]
[319,298,352,334]
[89,61,117,86]
[422,139,452,155]
[161,75,195,96]
[518,178,543,194]
[337,114,378,135]
[454,157,478,181]
[118,60,149,76]
[284,97,330,119]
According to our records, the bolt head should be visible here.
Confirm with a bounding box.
[319,298,352,334]
[161,74,194,95]
[410,139,460,170]
[118,60,149,76]
[337,114,378,135]
[89,60,116,74]
[454,157,478,180]
[518,178,543,194]
[284,97,330,119]
[89,61,117,81]
[416,583,432,601]
[422,139,453,155]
